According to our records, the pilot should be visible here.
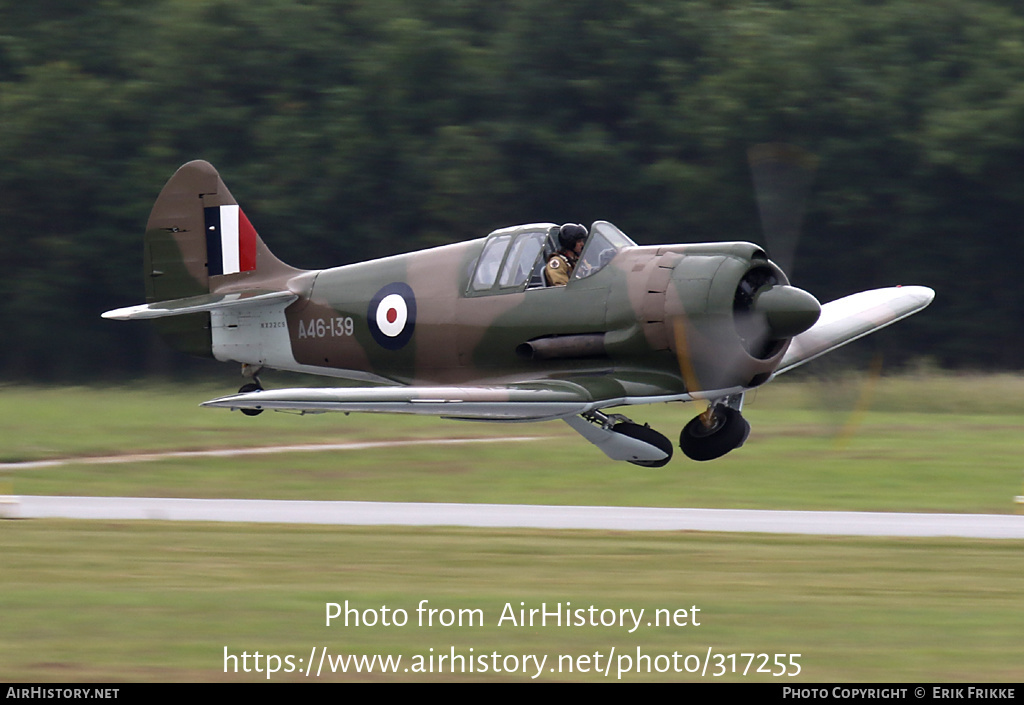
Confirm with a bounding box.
[545,223,588,286]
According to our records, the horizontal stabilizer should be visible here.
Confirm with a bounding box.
[102,290,297,320]
[774,286,934,376]
[202,382,595,422]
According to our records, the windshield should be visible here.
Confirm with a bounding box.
[574,221,635,280]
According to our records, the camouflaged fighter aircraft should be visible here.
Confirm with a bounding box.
[102,159,934,466]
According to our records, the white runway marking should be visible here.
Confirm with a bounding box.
[6,496,1024,539]
[0,436,545,470]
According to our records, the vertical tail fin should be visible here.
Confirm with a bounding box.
[139,160,302,357]
[144,160,298,301]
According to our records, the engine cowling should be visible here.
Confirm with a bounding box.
[662,243,820,393]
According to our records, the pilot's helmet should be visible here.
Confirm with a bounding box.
[558,223,588,249]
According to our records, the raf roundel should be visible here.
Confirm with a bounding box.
[376,293,407,337]
[368,283,417,350]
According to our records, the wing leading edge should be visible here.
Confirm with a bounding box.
[774,285,934,376]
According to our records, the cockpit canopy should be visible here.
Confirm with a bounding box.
[468,221,635,295]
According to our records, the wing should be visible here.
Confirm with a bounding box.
[201,380,598,421]
[102,290,297,320]
[774,285,934,376]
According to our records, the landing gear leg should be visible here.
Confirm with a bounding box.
[679,399,750,461]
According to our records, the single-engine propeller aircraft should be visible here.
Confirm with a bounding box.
[103,155,933,466]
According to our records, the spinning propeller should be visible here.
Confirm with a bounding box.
[748,144,887,446]
[747,143,819,276]
[735,143,821,359]
[672,143,822,393]
[670,144,823,460]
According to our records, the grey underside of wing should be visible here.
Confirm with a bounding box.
[775,286,935,376]
[202,383,598,421]
[202,369,699,422]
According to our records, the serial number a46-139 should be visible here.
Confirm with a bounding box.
[298,316,354,339]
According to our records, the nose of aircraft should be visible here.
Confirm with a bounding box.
[751,285,821,339]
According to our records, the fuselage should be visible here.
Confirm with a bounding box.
[210,222,797,398]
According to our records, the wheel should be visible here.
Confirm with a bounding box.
[679,406,750,461]
[237,381,264,417]
[613,422,673,468]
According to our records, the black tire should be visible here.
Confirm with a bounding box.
[613,422,673,468]
[238,382,264,416]
[679,406,750,461]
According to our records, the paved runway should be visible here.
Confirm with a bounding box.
[4,438,1023,539]
[6,495,1024,538]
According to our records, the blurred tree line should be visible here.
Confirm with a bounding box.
[1,0,1023,379]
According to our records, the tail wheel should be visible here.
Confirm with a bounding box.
[238,381,264,417]
[613,422,673,468]
[679,406,750,461]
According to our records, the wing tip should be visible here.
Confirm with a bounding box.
[101,305,144,321]
[895,284,936,308]
[201,393,253,409]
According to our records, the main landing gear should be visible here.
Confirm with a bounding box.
[563,411,674,467]
[612,420,675,468]
[237,364,264,416]
[562,394,753,466]
[679,398,751,462]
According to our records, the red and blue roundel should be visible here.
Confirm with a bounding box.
[368,283,417,350]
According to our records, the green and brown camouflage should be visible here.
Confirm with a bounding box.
[104,161,933,465]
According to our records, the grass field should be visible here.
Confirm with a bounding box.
[1,374,1023,681]
[2,374,1023,512]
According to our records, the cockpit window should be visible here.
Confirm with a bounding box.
[468,222,634,294]
[499,230,545,288]
[470,234,511,291]
[469,226,553,295]
[573,221,635,280]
